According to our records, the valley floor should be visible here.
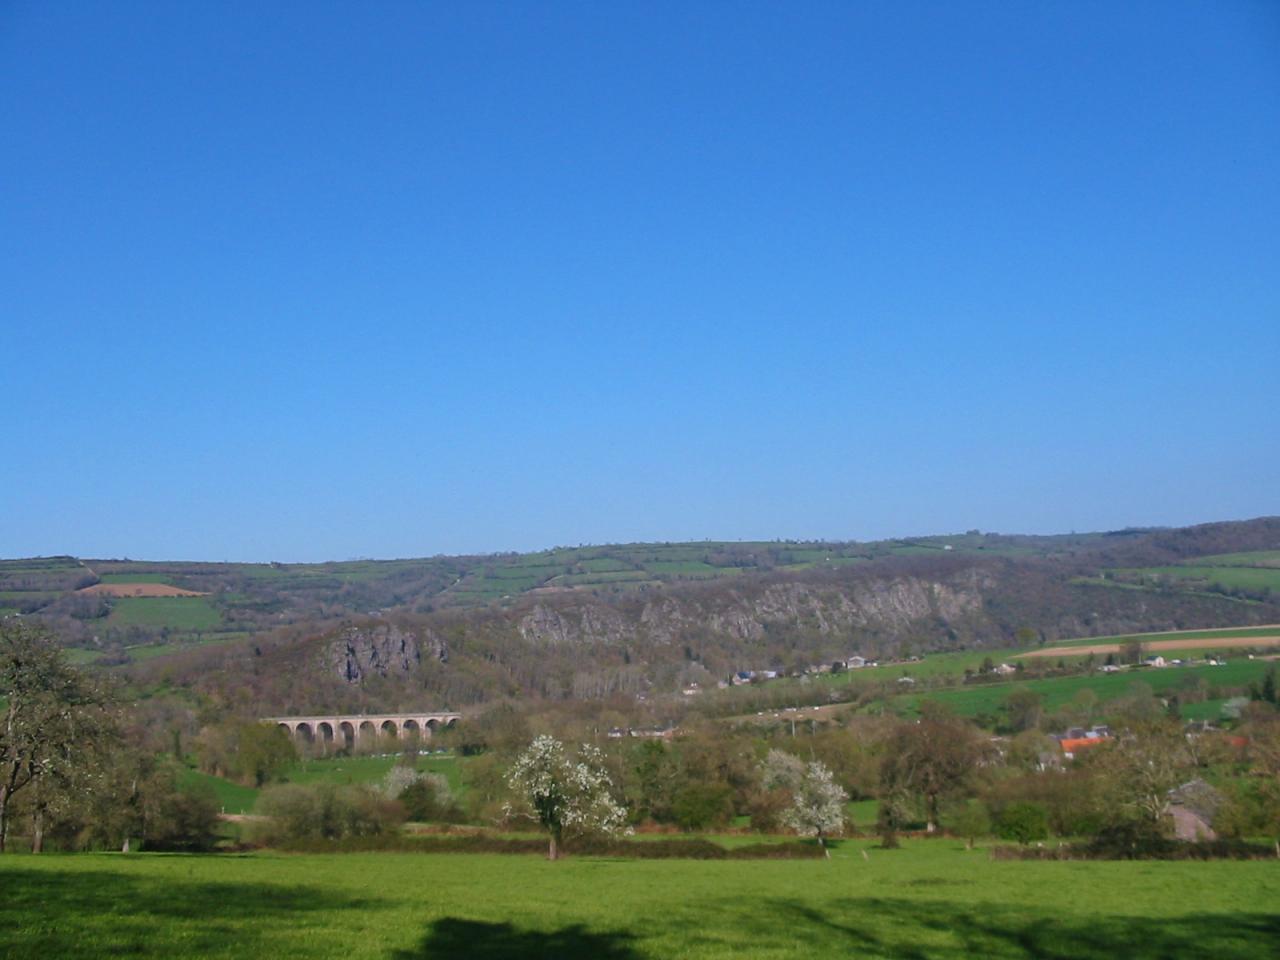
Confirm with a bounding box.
[4,841,1278,959]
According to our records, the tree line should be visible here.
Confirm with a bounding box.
[5,618,1279,858]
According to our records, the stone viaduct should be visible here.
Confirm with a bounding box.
[264,712,460,750]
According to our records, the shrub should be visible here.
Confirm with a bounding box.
[145,781,222,852]
[252,783,404,845]
[400,776,463,822]
[997,802,1050,845]
[992,837,1273,861]
[948,799,991,849]
[746,788,790,833]
[672,783,735,831]
[1085,820,1177,859]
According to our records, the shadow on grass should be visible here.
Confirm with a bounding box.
[390,899,1277,960]
[699,898,1280,960]
[391,917,637,960]
[1,863,381,959]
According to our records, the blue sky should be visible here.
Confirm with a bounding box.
[2,2,1277,561]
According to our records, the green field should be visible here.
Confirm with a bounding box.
[287,755,464,795]
[1133,566,1280,593]
[63,647,105,665]
[1198,550,1280,568]
[894,659,1273,721]
[181,769,263,814]
[96,573,175,584]
[1104,551,1280,597]
[846,798,878,830]
[3,844,1276,959]
[105,597,224,631]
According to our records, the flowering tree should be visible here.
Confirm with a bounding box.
[505,735,626,860]
[762,749,847,857]
[1,622,115,852]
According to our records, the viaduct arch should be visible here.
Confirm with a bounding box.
[264,712,460,750]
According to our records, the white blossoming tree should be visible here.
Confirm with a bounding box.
[762,749,848,857]
[505,735,627,860]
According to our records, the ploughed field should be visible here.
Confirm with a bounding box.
[4,843,1278,959]
[1018,634,1280,658]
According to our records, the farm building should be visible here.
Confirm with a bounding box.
[1054,726,1111,759]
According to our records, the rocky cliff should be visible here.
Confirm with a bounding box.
[175,543,1280,712]
[327,622,447,683]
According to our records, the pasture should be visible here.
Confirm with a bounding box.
[1106,550,1280,597]
[3,843,1277,959]
[104,596,223,631]
[1136,566,1280,594]
[894,659,1273,722]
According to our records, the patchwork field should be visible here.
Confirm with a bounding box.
[1019,635,1280,658]
[3,845,1276,959]
[1102,550,1280,599]
[79,582,208,597]
[893,659,1273,722]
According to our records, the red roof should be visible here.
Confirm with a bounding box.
[1059,737,1107,754]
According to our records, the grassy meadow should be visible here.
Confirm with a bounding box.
[1100,550,1280,598]
[893,659,1274,722]
[104,596,223,631]
[4,842,1277,959]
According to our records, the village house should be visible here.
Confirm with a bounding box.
[1052,726,1111,760]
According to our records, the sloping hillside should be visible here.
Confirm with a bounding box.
[138,535,1280,713]
[6,518,1280,709]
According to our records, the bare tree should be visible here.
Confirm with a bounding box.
[880,707,990,833]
